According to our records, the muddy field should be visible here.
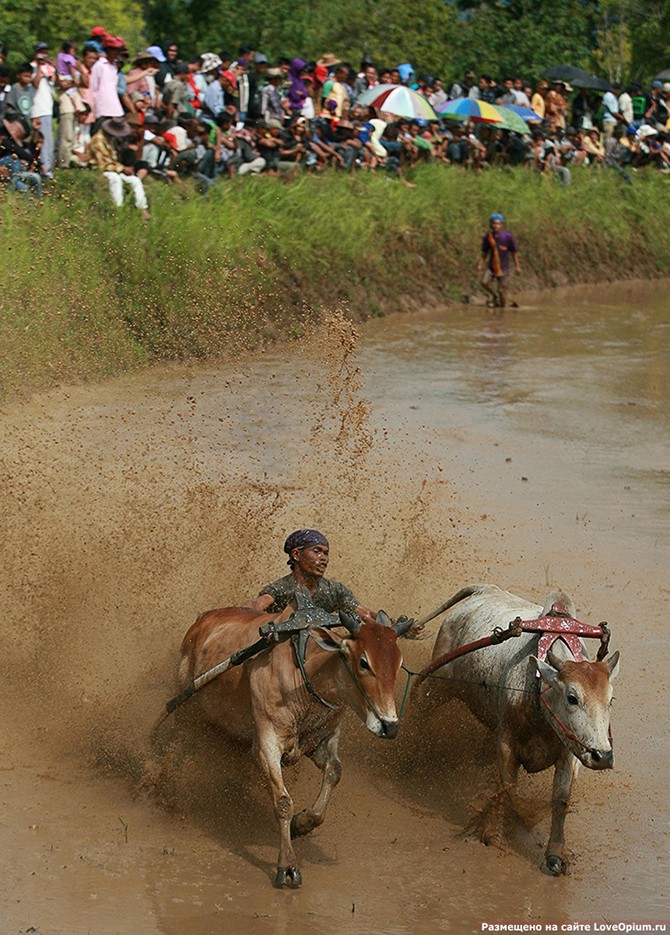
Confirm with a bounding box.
[1,282,668,934]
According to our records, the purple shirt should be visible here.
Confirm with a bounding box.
[90,54,123,118]
[481,230,518,274]
[56,52,77,78]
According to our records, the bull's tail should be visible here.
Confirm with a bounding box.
[414,584,490,629]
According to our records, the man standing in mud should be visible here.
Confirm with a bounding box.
[243,528,378,624]
[477,212,521,308]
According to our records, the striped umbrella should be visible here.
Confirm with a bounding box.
[355,84,439,121]
[435,97,502,123]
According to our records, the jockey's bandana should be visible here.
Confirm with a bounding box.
[284,529,329,562]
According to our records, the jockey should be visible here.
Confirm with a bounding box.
[243,528,378,624]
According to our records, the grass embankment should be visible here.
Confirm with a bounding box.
[0,166,667,396]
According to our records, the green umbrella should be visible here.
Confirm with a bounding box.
[491,105,533,134]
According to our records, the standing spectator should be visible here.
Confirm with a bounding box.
[126,51,161,110]
[325,65,350,118]
[156,41,179,89]
[30,42,56,178]
[235,58,250,123]
[5,63,35,122]
[531,80,548,118]
[450,71,478,100]
[545,81,569,129]
[353,64,378,101]
[163,64,193,122]
[247,53,267,120]
[0,65,11,119]
[287,59,309,115]
[86,26,107,55]
[479,75,496,104]
[618,83,633,125]
[72,46,97,163]
[204,68,237,120]
[646,80,668,127]
[602,85,623,136]
[572,87,595,130]
[513,77,531,106]
[89,115,150,217]
[429,77,447,108]
[397,63,415,87]
[261,68,284,124]
[90,35,124,121]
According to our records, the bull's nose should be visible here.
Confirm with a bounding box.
[590,748,614,769]
[380,718,399,739]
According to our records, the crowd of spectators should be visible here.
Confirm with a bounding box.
[2,30,670,211]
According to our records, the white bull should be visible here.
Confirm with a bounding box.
[419,583,620,874]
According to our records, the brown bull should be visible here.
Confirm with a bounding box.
[175,602,412,887]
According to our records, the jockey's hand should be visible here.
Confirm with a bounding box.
[397,615,427,640]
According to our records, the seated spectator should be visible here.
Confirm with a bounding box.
[89,115,150,217]
[582,127,605,165]
[0,115,42,196]
[231,125,266,175]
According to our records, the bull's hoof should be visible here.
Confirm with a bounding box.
[274,866,302,888]
[544,854,566,876]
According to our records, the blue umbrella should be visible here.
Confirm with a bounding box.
[501,104,543,123]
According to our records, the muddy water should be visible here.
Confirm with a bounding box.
[1,281,668,935]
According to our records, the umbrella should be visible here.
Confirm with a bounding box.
[654,69,670,81]
[544,64,590,84]
[544,65,613,92]
[435,97,502,123]
[502,103,543,123]
[355,84,438,121]
[437,99,531,134]
[493,106,535,133]
[579,75,614,92]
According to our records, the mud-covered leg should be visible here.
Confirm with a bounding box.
[483,736,520,846]
[545,750,578,875]
[254,729,302,888]
[291,728,342,838]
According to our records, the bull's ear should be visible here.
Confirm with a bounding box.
[375,609,392,628]
[530,655,559,685]
[310,626,344,653]
[605,650,620,680]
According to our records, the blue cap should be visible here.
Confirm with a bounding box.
[652,80,663,89]
[146,44,167,63]
[489,213,504,222]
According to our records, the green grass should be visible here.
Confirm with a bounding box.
[1,164,669,397]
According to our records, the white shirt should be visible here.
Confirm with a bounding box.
[31,62,55,118]
[619,91,633,124]
[603,90,619,123]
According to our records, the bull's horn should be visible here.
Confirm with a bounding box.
[338,610,361,635]
[546,648,565,672]
[375,609,392,628]
[393,615,415,637]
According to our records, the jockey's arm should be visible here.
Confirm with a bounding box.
[243,593,275,613]
[354,604,377,626]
